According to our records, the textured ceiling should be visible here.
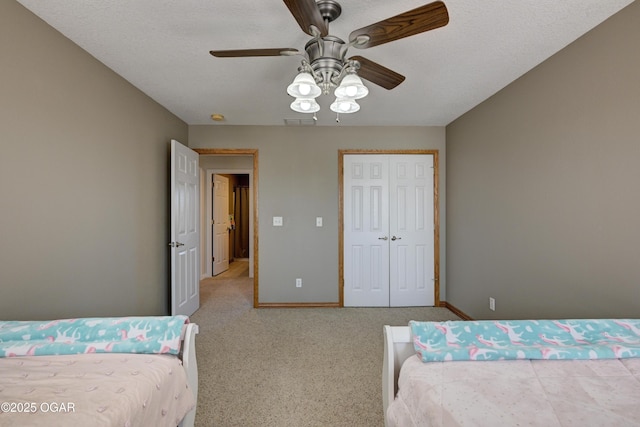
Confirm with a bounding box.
[16,0,634,126]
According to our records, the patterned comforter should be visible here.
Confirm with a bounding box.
[0,316,195,426]
[0,353,195,426]
[0,316,189,357]
[387,319,640,426]
[411,319,640,362]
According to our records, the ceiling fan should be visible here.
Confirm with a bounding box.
[210,0,449,115]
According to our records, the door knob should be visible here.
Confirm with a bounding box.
[378,236,388,240]
[168,242,185,247]
[391,236,402,241]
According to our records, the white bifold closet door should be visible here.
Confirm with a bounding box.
[343,154,435,307]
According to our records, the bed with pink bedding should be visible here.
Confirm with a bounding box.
[383,319,640,427]
[0,316,199,427]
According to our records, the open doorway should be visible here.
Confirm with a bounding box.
[206,172,251,277]
[195,149,259,308]
[228,174,251,262]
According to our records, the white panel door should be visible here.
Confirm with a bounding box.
[343,154,435,307]
[170,140,200,316]
[212,174,230,276]
[389,155,435,306]
[343,155,390,306]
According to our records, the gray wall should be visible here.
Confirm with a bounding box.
[189,126,446,304]
[446,1,640,319]
[0,1,188,320]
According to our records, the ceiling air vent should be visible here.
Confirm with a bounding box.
[284,118,316,126]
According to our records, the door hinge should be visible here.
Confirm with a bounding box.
[211,219,215,225]
[212,256,215,261]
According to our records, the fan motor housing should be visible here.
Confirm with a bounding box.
[305,35,345,82]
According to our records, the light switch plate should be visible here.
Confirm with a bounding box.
[316,217,323,227]
[273,216,283,226]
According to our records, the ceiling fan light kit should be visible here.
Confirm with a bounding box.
[288,59,365,116]
[210,0,449,120]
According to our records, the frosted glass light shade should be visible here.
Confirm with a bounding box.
[290,97,320,113]
[330,97,360,114]
[334,74,368,99]
[287,72,321,98]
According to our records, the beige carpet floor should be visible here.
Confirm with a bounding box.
[190,261,460,426]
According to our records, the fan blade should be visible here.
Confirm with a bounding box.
[210,48,299,58]
[349,1,448,49]
[283,0,328,36]
[350,56,405,90]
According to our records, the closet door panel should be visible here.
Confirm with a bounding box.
[389,155,435,306]
[344,155,390,307]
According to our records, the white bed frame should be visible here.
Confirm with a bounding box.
[178,323,199,427]
[382,325,413,427]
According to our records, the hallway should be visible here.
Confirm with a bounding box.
[212,259,249,279]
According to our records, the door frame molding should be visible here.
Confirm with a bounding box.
[194,148,260,308]
[338,149,440,307]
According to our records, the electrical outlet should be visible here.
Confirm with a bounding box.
[489,297,496,311]
[296,278,302,288]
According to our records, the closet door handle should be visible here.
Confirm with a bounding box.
[378,236,388,241]
[391,236,401,241]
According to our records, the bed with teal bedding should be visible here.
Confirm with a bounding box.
[0,316,199,427]
[383,319,640,427]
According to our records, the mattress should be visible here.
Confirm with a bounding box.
[387,354,640,427]
[0,353,195,427]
